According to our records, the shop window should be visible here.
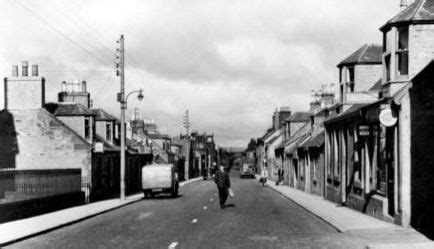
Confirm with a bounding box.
[396,26,409,77]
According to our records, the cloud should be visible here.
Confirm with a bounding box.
[0,0,400,146]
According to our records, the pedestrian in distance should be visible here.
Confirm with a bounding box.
[260,165,268,187]
[214,165,231,209]
[276,167,284,186]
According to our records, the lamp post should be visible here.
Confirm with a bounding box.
[119,89,144,201]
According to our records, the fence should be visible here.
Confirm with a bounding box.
[0,168,82,204]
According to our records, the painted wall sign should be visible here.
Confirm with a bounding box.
[379,108,397,127]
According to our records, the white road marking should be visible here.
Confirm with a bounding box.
[214,193,217,196]
[209,198,214,202]
[203,206,208,210]
[192,218,198,223]
[249,235,278,241]
[139,212,152,220]
[168,242,178,248]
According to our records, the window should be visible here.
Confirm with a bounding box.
[85,117,90,140]
[385,55,391,82]
[348,67,355,92]
[106,122,112,141]
[396,26,409,76]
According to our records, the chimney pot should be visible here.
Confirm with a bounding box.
[81,81,87,92]
[31,65,38,76]
[61,81,67,92]
[12,65,19,77]
[400,0,408,9]
[22,61,28,77]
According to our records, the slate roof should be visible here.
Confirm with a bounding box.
[91,108,118,121]
[286,112,311,122]
[49,103,95,116]
[369,79,383,92]
[337,44,382,67]
[300,130,325,148]
[381,0,434,32]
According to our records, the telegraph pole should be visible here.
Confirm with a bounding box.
[116,35,126,201]
[183,110,190,180]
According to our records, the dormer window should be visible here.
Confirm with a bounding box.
[85,117,91,140]
[396,26,409,77]
[106,122,112,141]
[348,67,355,92]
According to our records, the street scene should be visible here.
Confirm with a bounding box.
[2,0,434,248]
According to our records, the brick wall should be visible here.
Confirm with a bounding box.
[354,65,382,92]
[410,24,434,78]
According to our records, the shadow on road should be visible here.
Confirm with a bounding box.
[143,194,184,200]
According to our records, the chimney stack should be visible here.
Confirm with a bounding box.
[81,81,87,92]
[12,65,18,77]
[22,61,28,77]
[31,65,38,76]
[400,0,408,10]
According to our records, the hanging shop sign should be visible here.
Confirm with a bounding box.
[379,108,397,127]
[94,142,104,153]
[359,125,370,136]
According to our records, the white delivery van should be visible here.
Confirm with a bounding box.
[141,164,179,198]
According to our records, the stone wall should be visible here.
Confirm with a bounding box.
[354,64,382,92]
[410,24,434,78]
[57,116,85,139]
[0,109,92,182]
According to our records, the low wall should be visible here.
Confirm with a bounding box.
[0,192,85,224]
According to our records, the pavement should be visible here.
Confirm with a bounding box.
[6,174,366,248]
[256,175,434,249]
[0,176,202,247]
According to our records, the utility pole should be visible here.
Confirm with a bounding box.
[116,35,126,201]
[183,110,190,180]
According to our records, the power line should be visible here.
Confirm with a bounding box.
[12,0,113,69]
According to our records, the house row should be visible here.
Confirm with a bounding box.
[0,62,155,222]
[255,0,434,239]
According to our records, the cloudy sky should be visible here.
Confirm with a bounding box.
[0,0,399,147]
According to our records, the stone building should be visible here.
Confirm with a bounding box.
[322,0,434,238]
[0,62,86,221]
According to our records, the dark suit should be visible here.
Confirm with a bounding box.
[214,170,230,208]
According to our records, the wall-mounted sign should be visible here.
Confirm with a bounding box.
[359,125,370,136]
[379,108,397,127]
[94,142,104,153]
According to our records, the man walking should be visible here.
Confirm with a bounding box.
[214,165,231,209]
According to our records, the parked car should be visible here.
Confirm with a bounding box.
[240,163,255,178]
[141,164,179,198]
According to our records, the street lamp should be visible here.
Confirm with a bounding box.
[119,88,144,201]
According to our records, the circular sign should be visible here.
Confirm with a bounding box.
[379,108,397,127]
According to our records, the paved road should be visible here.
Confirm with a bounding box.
[7,174,365,249]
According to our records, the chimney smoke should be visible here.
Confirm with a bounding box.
[22,61,28,77]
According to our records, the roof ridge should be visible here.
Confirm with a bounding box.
[356,44,369,62]
[412,0,426,21]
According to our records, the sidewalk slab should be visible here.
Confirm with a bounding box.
[0,193,143,246]
[255,175,434,247]
[256,175,396,232]
[0,178,202,246]
[179,176,202,187]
